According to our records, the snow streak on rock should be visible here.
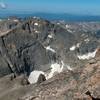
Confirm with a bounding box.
[77,49,97,60]
[70,45,76,51]
[47,61,64,79]
[45,46,56,53]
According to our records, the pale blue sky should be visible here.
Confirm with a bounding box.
[0,0,100,15]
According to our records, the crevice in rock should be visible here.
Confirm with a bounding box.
[85,91,100,100]
[17,41,37,58]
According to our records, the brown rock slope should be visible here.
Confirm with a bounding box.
[0,49,100,100]
[20,49,100,100]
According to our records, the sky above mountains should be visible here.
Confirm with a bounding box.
[0,0,100,15]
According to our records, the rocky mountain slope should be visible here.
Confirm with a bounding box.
[0,17,100,77]
[0,17,100,100]
[19,49,100,100]
[0,46,99,100]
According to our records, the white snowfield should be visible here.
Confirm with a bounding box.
[77,49,97,60]
[34,23,38,26]
[28,61,73,84]
[45,46,56,53]
[28,61,64,84]
[28,71,45,84]
[47,61,64,79]
[28,62,63,84]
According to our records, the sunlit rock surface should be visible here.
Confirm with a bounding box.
[0,17,100,100]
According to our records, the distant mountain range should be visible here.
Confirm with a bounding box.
[0,12,100,21]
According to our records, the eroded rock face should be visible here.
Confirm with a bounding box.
[18,49,100,100]
[0,53,11,77]
[0,48,99,100]
[0,17,100,100]
[0,17,100,78]
[0,18,55,77]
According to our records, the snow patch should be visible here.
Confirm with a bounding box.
[13,19,19,22]
[45,46,56,53]
[28,71,45,84]
[67,29,72,33]
[64,64,73,71]
[28,61,73,84]
[84,38,90,43]
[48,34,53,38]
[66,24,70,28]
[34,28,40,33]
[70,43,81,51]
[77,49,97,60]
[47,61,64,79]
[76,43,81,48]
[35,30,40,33]
[66,65,73,71]
[70,45,76,51]
[57,23,60,25]
[34,23,38,26]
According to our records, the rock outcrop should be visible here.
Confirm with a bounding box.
[0,17,100,100]
[0,48,99,100]
[0,17,100,77]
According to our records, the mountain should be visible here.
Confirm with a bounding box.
[0,17,100,100]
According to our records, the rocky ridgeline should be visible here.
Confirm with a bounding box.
[0,17,100,100]
[0,17,100,77]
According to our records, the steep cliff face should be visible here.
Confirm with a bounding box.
[0,17,100,78]
[0,49,99,100]
[18,49,100,100]
[0,18,55,77]
[0,17,100,100]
